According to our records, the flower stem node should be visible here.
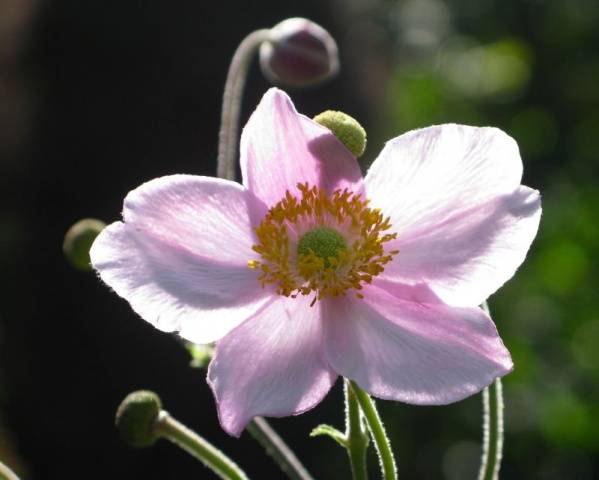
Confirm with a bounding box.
[260,18,339,88]
[115,390,162,448]
[313,110,367,157]
[63,218,106,271]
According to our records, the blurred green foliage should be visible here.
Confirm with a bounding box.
[362,0,599,477]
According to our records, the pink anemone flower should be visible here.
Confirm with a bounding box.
[91,88,541,437]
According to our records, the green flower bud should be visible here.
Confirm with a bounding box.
[313,110,367,157]
[115,390,162,448]
[260,18,339,88]
[63,218,105,271]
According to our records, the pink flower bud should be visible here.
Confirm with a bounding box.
[260,18,339,88]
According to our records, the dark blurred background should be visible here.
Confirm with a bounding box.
[1,0,598,478]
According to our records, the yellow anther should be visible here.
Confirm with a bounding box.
[248,184,398,302]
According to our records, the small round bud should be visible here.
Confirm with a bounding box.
[260,18,339,88]
[115,390,162,448]
[313,110,367,157]
[63,218,105,271]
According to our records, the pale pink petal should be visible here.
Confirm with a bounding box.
[90,175,270,344]
[323,285,512,404]
[240,88,363,206]
[208,295,337,437]
[365,124,522,233]
[364,124,541,306]
[122,174,267,257]
[382,186,541,307]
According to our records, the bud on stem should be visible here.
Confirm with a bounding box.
[115,391,248,480]
[63,218,105,271]
[260,18,339,88]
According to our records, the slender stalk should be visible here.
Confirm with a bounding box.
[217,29,271,181]
[345,380,370,480]
[246,417,314,480]
[349,381,397,480]
[478,378,504,480]
[155,411,249,480]
[478,302,505,480]
[0,461,19,480]
[216,28,314,480]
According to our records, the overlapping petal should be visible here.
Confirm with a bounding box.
[90,175,270,344]
[365,124,541,306]
[208,295,337,436]
[381,186,541,306]
[323,285,512,404]
[92,83,541,437]
[240,88,363,206]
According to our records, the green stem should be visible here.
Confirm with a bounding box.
[217,28,270,181]
[155,411,249,480]
[0,461,19,480]
[216,27,313,480]
[247,417,314,480]
[345,380,370,480]
[478,301,505,480]
[478,378,504,480]
[349,381,397,480]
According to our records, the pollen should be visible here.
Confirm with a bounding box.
[248,183,399,303]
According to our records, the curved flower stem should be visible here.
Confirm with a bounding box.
[345,380,370,480]
[478,301,505,480]
[154,411,249,480]
[349,381,397,480]
[247,417,314,480]
[0,461,19,480]
[216,28,313,480]
[217,28,271,181]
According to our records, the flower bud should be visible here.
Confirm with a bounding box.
[313,110,367,157]
[260,18,339,88]
[63,218,106,271]
[115,390,162,448]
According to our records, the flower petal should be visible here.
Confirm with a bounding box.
[382,186,541,307]
[208,295,337,437]
[323,285,512,404]
[90,175,270,344]
[365,124,541,306]
[366,124,523,233]
[240,88,363,206]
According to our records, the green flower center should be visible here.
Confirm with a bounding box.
[297,226,347,267]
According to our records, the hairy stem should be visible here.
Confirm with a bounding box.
[155,411,248,480]
[349,381,397,480]
[345,380,370,480]
[478,301,505,480]
[247,417,314,480]
[0,461,19,480]
[217,29,270,181]
[478,379,504,480]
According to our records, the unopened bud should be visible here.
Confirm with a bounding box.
[115,390,162,448]
[313,110,367,157]
[63,218,105,271]
[260,18,339,88]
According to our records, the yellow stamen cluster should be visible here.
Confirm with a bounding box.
[248,183,399,303]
